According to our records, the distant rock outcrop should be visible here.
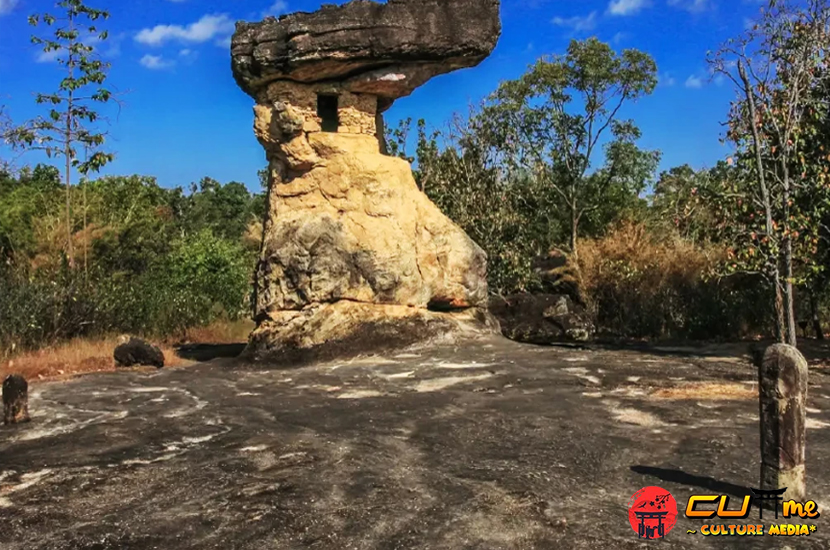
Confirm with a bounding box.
[231,0,501,363]
[489,294,595,344]
[3,374,30,425]
[114,336,165,368]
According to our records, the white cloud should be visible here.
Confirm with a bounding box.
[608,0,649,16]
[685,75,703,88]
[135,14,235,47]
[140,54,175,70]
[261,0,288,18]
[667,0,712,13]
[659,72,676,86]
[551,11,598,33]
[36,49,61,64]
[0,0,18,16]
[612,31,628,44]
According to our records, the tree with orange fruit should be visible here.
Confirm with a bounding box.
[708,0,830,345]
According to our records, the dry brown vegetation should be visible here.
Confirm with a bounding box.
[0,319,254,384]
[576,221,769,339]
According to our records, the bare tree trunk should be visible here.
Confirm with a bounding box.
[809,285,824,340]
[83,178,88,280]
[781,144,797,346]
[774,280,786,343]
[569,202,579,262]
[739,61,785,342]
[64,14,75,269]
[65,142,73,268]
[784,236,797,346]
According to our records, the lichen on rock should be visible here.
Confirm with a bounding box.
[231,0,501,363]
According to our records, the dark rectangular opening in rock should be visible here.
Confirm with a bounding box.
[317,94,339,132]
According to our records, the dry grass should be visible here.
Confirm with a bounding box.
[579,221,722,295]
[1,319,254,384]
[576,220,732,338]
[650,382,757,401]
[167,319,254,346]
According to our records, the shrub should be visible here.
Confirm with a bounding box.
[578,221,771,340]
[0,231,254,357]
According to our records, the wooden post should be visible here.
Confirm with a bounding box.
[758,344,808,501]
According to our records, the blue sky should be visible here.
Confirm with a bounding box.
[0,0,768,193]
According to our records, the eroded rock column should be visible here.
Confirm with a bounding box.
[230,0,501,363]
[759,343,808,501]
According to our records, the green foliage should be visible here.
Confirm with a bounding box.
[8,0,116,268]
[0,171,263,353]
[387,38,661,294]
[16,0,114,172]
[159,230,251,333]
[476,37,660,256]
[708,0,830,343]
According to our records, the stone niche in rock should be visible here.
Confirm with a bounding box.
[230,0,502,363]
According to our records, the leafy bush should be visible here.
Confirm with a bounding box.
[0,170,261,356]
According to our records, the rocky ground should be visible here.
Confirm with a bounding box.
[2,336,830,549]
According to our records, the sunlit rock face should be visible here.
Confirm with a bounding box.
[230,0,501,363]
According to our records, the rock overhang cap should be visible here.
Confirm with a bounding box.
[231,0,501,101]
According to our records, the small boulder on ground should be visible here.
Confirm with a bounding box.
[114,336,165,368]
[3,374,30,425]
[489,293,595,344]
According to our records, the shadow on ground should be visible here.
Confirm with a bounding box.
[174,342,247,362]
[631,465,753,498]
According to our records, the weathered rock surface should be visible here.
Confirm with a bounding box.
[231,0,501,102]
[114,337,165,368]
[4,339,830,549]
[489,293,596,344]
[758,343,808,501]
[2,374,29,425]
[532,249,586,306]
[248,130,494,361]
[233,0,500,362]
[245,302,498,365]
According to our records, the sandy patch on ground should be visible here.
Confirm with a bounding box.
[413,374,493,393]
[650,382,756,400]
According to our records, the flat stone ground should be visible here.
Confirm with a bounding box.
[2,336,830,549]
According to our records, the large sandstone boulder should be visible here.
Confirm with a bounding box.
[232,0,501,363]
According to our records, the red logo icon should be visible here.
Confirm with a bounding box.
[628,486,678,539]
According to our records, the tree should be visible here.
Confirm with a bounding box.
[651,163,726,245]
[708,0,830,345]
[10,0,115,269]
[476,38,660,259]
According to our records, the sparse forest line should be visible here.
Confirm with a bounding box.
[3,0,830,360]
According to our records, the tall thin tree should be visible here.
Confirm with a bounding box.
[709,0,830,346]
[11,0,115,268]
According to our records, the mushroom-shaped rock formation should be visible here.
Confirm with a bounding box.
[232,0,501,364]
